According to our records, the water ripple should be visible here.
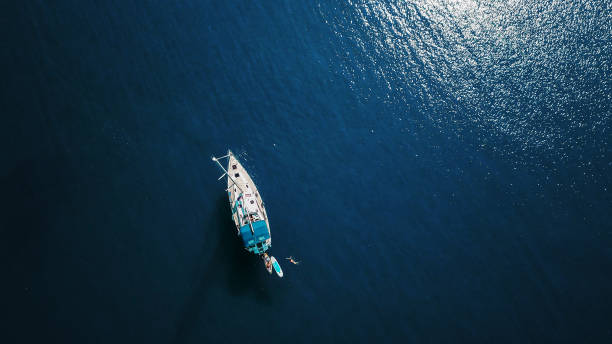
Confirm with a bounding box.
[321,0,611,171]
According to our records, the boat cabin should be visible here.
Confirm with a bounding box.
[231,192,270,254]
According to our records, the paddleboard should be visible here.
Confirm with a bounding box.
[270,256,283,278]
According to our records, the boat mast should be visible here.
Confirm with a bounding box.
[212,153,245,194]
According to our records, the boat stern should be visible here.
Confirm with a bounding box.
[239,220,271,254]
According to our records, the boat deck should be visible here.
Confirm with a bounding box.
[227,152,271,238]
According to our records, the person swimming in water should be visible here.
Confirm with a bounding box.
[285,256,300,265]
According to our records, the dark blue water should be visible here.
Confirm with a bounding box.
[3,0,611,342]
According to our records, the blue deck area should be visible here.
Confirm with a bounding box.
[239,220,270,253]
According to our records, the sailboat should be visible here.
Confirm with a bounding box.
[212,150,283,278]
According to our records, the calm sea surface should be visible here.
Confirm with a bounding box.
[3,0,611,343]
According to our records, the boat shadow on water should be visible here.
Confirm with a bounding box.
[174,196,273,342]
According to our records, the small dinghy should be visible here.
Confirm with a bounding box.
[213,150,283,278]
[263,253,273,274]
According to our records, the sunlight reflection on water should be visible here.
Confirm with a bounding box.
[322,0,610,170]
